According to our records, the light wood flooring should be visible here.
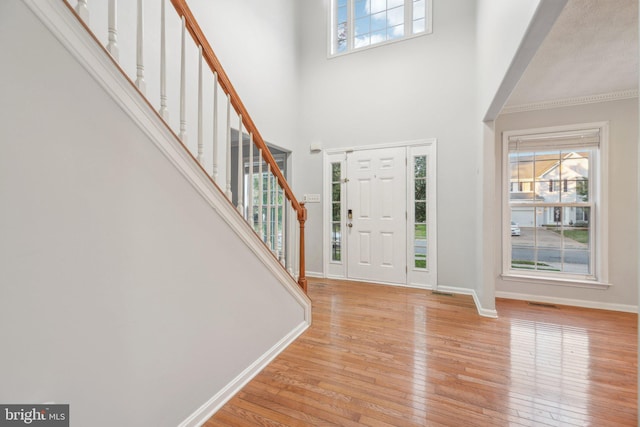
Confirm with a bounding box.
[206,278,637,426]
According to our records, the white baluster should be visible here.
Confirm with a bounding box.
[107,0,119,61]
[75,0,89,23]
[281,190,286,266]
[197,46,203,164]
[288,204,295,275]
[276,186,281,260]
[258,150,264,239]
[212,72,219,182]
[291,204,298,278]
[266,165,272,249]
[225,95,232,200]
[237,115,244,215]
[135,0,146,94]
[248,133,254,230]
[178,16,187,142]
[159,0,168,120]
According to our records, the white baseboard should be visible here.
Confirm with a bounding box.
[306,271,324,278]
[437,286,499,318]
[179,321,310,427]
[495,291,638,313]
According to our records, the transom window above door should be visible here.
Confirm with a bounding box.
[330,0,432,55]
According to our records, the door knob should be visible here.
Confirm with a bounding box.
[347,223,353,228]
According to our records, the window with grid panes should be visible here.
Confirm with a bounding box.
[331,162,342,262]
[414,155,427,269]
[505,127,606,282]
[331,0,432,55]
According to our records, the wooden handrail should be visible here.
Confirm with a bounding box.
[169,0,301,213]
[169,0,307,291]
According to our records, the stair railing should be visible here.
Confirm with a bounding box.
[64,0,307,292]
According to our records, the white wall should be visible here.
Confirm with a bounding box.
[494,98,639,310]
[0,2,306,426]
[476,0,541,118]
[296,0,481,291]
[71,0,299,185]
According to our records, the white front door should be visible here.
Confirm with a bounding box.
[346,147,407,284]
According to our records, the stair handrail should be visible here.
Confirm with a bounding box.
[168,0,307,292]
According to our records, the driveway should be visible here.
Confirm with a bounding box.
[512,227,587,249]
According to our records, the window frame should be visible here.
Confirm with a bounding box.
[501,122,610,288]
[328,0,433,57]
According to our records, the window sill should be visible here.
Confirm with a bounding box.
[501,273,611,290]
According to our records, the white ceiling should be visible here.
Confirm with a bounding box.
[505,0,638,108]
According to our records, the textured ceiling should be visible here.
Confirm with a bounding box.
[505,0,638,107]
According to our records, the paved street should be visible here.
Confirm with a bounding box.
[512,227,589,272]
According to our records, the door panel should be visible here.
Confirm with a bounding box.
[347,147,407,284]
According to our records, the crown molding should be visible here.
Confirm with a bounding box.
[501,89,639,115]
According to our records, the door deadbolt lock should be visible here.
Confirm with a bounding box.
[347,209,353,220]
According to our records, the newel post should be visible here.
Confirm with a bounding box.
[297,203,308,293]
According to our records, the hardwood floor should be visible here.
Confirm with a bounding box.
[206,278,637,426]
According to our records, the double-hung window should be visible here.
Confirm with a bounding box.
[503,124,608,285]
[330,0,432,55]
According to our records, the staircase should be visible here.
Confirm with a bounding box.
[66,0,308,292]
[2,1,311,426]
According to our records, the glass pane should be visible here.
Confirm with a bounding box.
[415,202,426,223]
[511,207,534,270]
[565,207,590,245]
[371,11,386,31]
[355,0,368,18]
[412,18,425,34]
[414,246,427,269]
[332,202,340,221]
[355,17,370,36]
[332,223,341,261]
[561,152,589,181]
[337,0,347,7]
[413,0,426,19]
[387,24,404,40]
[370,0,386,14]
[415,179,426,201]
[337,22,347,52]
[414,156,426,178]
[536,180,559,203]
[371,29,386,44]
[354,35,370,48]
[414,223,426,239]
[534,150,560,180]
[563,249,590,274]
[387,6,404,27]
[389,0,404,8]
[337,5,347,24]
[332,162,341,182]
[332,183,341,202]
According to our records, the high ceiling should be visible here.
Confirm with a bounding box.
[505,0,638,108]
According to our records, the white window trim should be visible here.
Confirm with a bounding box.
[327,0,433,58]
[501,122,610,288]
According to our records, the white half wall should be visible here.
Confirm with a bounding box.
[0,1,308,426]
[494,98,638,310]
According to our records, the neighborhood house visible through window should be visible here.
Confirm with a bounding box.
[505,127,605,282]
[332,0,432,55]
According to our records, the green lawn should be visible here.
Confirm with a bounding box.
[415,224,426,239]
[561,229,589,244]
